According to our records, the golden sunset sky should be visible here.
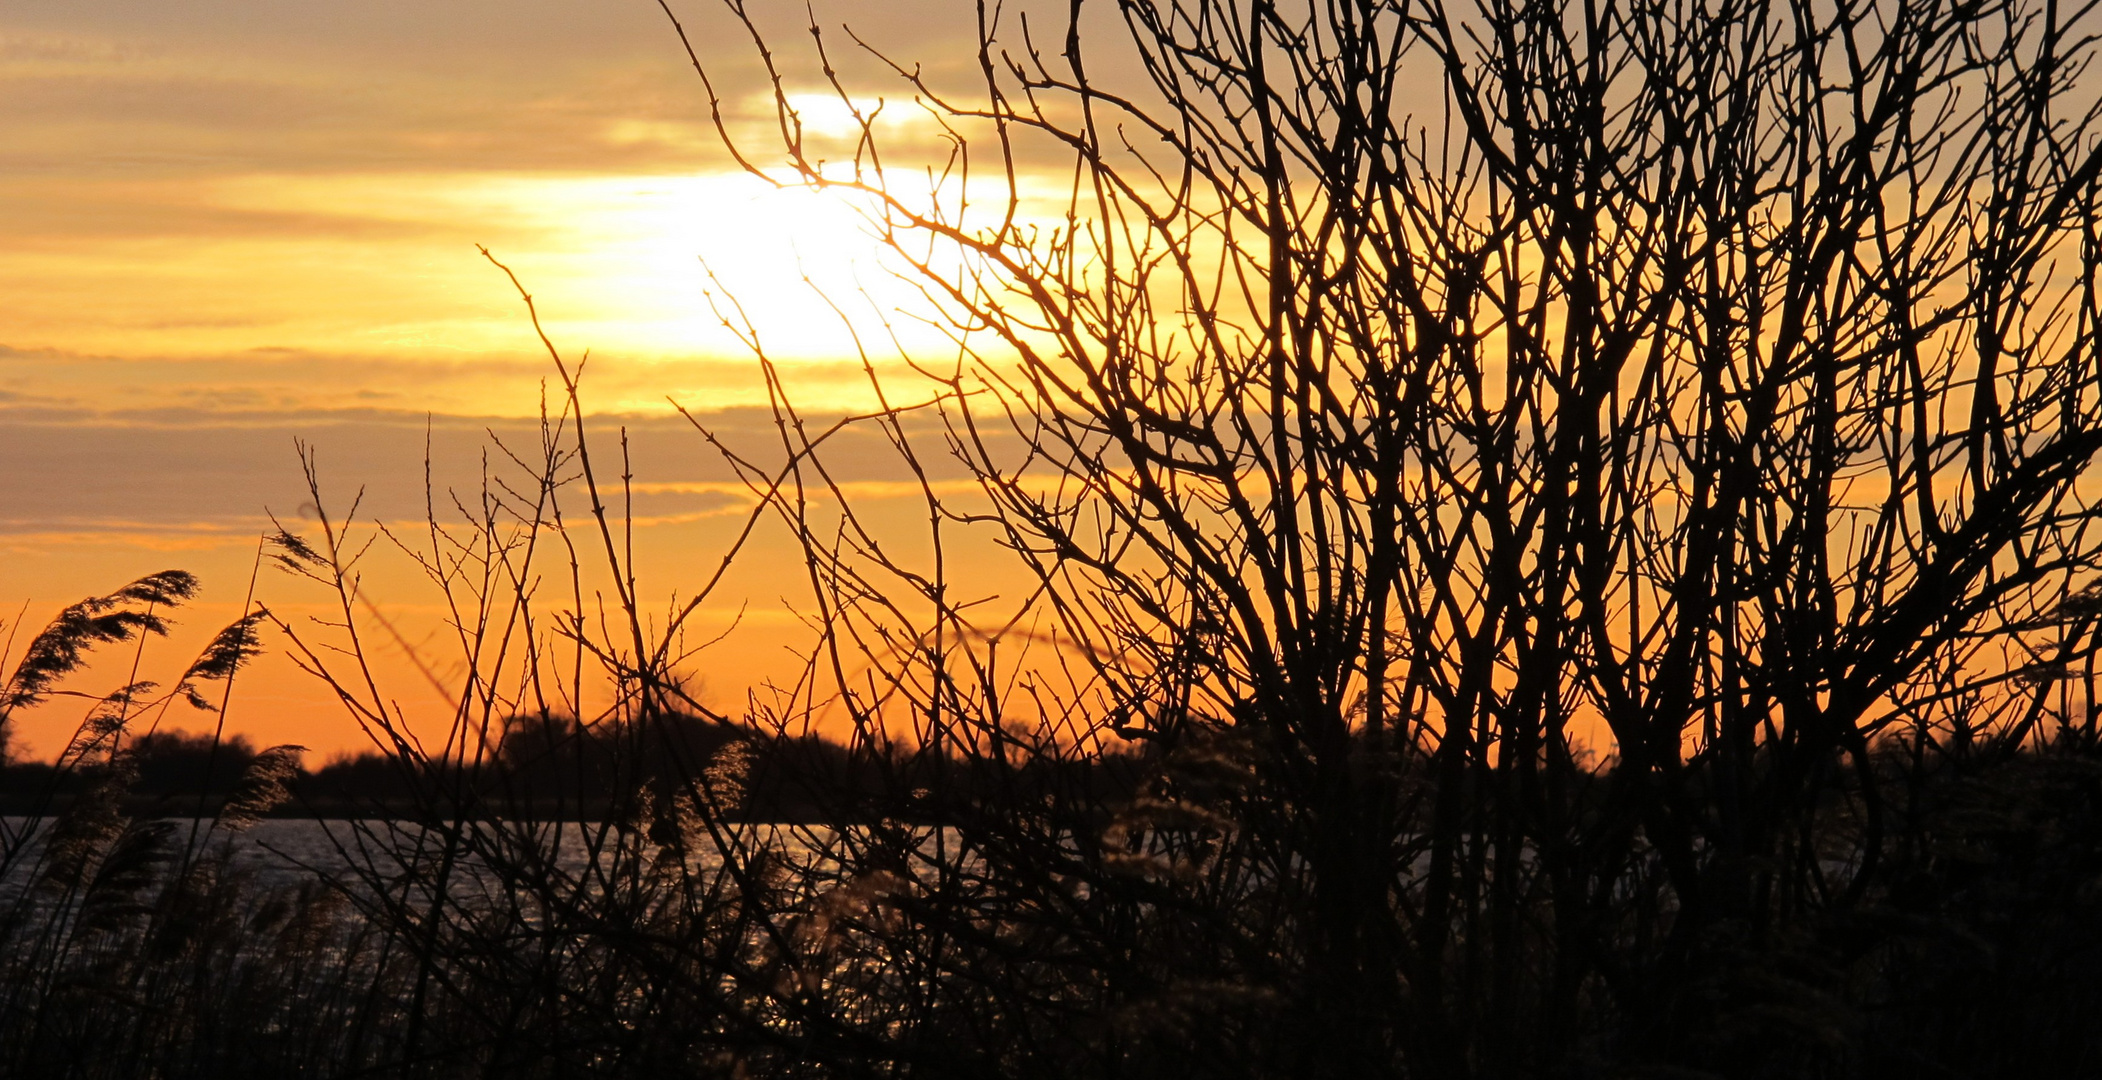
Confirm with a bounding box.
[1,0,1018,759]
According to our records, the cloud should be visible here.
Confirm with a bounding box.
[0,338,961,423]
[0,0,998,179]
[0,31,157,66]
[0,0,1064,571]
[0,178,441,244]
[0,392,1007,556]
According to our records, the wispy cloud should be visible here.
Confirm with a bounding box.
[0,0,1040,612]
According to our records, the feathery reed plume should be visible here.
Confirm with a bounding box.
[265,523,328,581]
[39,750,137,890]
[77,819,176,933]
[59,681,154,766]
[0,570,197,713]
[702,739,754,813]
[175,607,269,711]
[214,744,307,831]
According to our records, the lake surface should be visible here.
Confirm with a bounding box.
[0,815,765,905]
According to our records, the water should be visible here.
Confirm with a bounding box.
[0,815,759,905]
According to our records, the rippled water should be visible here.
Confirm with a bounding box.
[0,816,744,899]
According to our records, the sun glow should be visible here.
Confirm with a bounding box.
[1,167,992,416]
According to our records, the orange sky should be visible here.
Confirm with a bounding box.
[0,0,1036,759]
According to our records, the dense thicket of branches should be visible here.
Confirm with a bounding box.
[665,0,2102,1072]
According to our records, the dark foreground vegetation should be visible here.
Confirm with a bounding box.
[1,679,2100,1078]
[11,0,2102,1074]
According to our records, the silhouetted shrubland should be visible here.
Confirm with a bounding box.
[10,0,2102,1074]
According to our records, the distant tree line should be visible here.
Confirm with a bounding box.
[0,716,1142,825]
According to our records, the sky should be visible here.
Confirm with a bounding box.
[0,0,1021,759]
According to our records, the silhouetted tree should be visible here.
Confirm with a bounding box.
[171,0,2102,1076]
[657,0,2102,1074]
